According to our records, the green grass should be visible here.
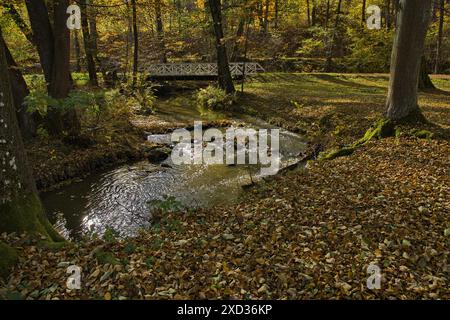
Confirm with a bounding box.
[242,73,450,145]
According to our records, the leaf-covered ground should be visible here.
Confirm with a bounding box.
[1,74,449,300]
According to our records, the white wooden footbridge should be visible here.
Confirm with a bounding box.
[147,62,265,80]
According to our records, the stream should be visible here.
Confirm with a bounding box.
[41,95,307,239]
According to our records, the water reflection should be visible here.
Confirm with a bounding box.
[42,125,306,239]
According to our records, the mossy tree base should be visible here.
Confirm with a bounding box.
[0,242,18,279]
[320,118,394,161]
[0,193,64,242]
[319,111,432,161]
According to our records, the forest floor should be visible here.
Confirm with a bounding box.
[1,73,449,300]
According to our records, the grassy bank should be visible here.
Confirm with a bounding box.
[243,73,450,146]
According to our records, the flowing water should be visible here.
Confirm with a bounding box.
[41,95,307,239]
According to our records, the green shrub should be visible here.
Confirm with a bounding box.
[132,86,156,115]
[148,196,183,214]
[196,85,236,111]
[103,227,119,243]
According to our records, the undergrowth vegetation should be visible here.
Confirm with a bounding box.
[196,85,237,111]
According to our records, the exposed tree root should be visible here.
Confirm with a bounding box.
[319,113,434,161]
[319,118,395,160]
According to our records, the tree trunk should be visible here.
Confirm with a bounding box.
[124,0,133,80]
[274,0,279,28]
[80,0,98,86]
[1,2,35,45]
[325,0,343,72]
[311,0,317,26]
[132,0,139,88]
[392,0,400,28]
[0,29,62,241]
[24,0,54,86]
[263,0,270,34]
[155,0,167,63]
[74,31,82,72]
[208,0,235,94]
[49,0,79,136]
[362,0,367,24]
[385,0,392,29]
[230,17,246,62]
[306,0,311,26]
[434,0,445,74]
[25,0,79,136]
[88,1,99,58]
[418,56,436,90]
[257,1,264,31]
[325,0,331,28]
[0,29,36,140]
[385,0,432,121]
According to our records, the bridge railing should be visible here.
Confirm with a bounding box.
[147,62,265,77]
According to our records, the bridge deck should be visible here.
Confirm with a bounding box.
[147,62,265,80]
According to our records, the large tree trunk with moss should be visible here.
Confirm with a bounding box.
[208,0,235,94]
[0,30,62,242]
[385,0,432,121]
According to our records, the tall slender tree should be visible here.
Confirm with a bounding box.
[274,0,279,28]
[208,0,235,94]
[74,30,82,73]
[362,0,367,24]
[385,0,392,29]
[325,0,331,28]
[263,0,270,33]
[131,0,139,87]
[155,0,167,63]
[325,0,343,72]
[24,0,54,86]
[306,0,311,26]
[80,0,99,86]
[385,0,433,121]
